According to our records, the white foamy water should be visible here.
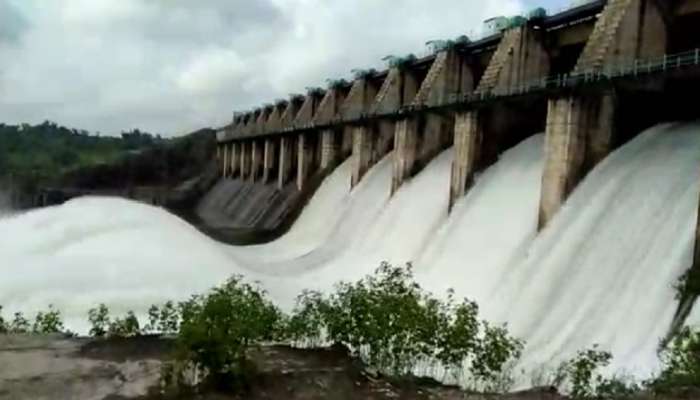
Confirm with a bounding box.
[486,123,700,379]
[0,197,266,332]
[1,122,699,385]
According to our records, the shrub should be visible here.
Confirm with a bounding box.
[144,301,180,335]
[284,290,328,347]
[285,262,524,390]
[108,311,141,338]
[9,312,30,334]
[471,321,524,391]
[596,375,641,399]
[0,306,6,333]
[88,304,111,337]
[651,326,700,393]
[32,305,65,334]
[565,345,613,399]
[176,276,282,391]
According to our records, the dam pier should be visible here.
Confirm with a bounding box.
[214,0,700,235]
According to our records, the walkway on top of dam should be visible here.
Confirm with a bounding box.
[224,48,700,141]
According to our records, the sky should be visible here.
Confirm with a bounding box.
[0,0,571,137]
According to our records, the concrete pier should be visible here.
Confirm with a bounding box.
[297,133,316,190]
[392,118,418,194]
[263,139,277,183]
[351,126,373,187]
[278,136,295,190]
[320,130,339,169]
[250,140,262,182]
[449,111,483,211]
[538,93,615,229]
[222,144,229,178]
[230,142,240,178]
[240,141,251,180]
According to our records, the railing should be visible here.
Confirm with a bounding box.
[220,48,700,142]
[444,48,700,105]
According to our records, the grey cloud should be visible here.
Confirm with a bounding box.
[0,0,28,43]
[0,0,523,136]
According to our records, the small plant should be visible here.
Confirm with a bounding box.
[158,301,179,335]
[176,276,282,391]
[32,305,64,334]
[596,375,641,399]
[471,321,524,391]
[0,306,7,333]
[10,312,30,334]
[285,262,524,390]
[284,290,328,348]
[651,326,700,393]
[351,68,377,80]
[326,78,349,90]
[108,311,141,338]
[674,267,700,300]
[88,304,111,337]
[566,345,613,399]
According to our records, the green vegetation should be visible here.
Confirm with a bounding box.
[651,326,700,394]
[4,263,700,398]
[285,263,523,390]
[0,121,161,190]
[31,304,65,334]
[176,277,282,391]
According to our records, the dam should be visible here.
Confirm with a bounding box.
[5,0,700,390]
[213,0,700,234]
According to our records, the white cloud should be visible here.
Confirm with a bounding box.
[0,0,523,136]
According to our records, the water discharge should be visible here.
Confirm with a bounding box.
[1,122,699,384]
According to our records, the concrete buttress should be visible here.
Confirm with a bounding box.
[230,142,240,178]
[449,111,483,211]
[392,118,418,195]
[297,133,316,190]
[278,136,296,190]
[250,141,262,182]
[320,130,339,169]
[538,93,616,229]
[263,139,277,183]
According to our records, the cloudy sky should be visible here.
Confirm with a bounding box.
[0,0,569,136]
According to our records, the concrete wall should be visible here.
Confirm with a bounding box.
[476,25,550,93]
[240,141,251,180]
[574,0,667,72]
[230,142,240,178]
[294,94,324,126]
[538,93,615,228]
[278,136,296,189]
[266,103,286,133]
[263,139,278,184]
[297,133,317,190]
[280,98,304,129]
[450,111,483,211]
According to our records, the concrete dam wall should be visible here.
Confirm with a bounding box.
[213,0,700,242]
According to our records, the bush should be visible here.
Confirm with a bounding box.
[9,312,30,334]
[108,311,141,338]
[145,301,180,335]
[176,276,282,391]
[32,305,65,334]
[651,326,700,393]
[88,304,111,337]
[565,345,613,399]
[284,262,524,390]
[0,306,6,334]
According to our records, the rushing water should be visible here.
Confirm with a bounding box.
[1,122,699,383]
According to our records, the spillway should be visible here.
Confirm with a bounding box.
[1,122,700,385]
[485,122,700,379]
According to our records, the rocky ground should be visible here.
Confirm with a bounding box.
[2,334,693,400]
